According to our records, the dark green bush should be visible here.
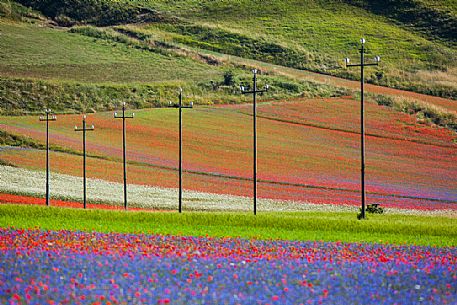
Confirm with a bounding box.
[223,70,235,86]
[366,204,384,214]
[375,95,394,107]
[357,204,383,219]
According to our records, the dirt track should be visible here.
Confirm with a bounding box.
[275,66,457,113]
[210,52,457,113]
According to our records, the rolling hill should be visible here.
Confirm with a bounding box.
[0,0,456,212]
[1,98,456,211]
[6,0,457,99]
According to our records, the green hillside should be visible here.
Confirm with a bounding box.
[6,0,457,100]
[144,0,457,98]
[343,0,457,42]
[0,3,348,114]
[0,19,231,114]
[0,22,221,83]
[0,0,456,116]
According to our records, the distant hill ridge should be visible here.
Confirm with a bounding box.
[1,0,456,111]
[343,0,457,45]
[14,0,457,45]
[14,0,172,26]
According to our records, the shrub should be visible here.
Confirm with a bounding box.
[375,95,393,107]
[357,204,383,219]
[366,204,384,214]
[0,1,12,18]
[223,70,235,86]
[374,95,457,132]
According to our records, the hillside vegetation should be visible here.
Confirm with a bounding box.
[7,0,457,100]
[0,0,456,117]
[0,6,346,114]
[343,0,457,44]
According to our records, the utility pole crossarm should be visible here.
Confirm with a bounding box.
[74,126,94,132]
[240,69,269,96]
[240,86,269,95]
[114,102,135,120]
[114,105,135,119]
[168,103,193,109]
[114,114,135,119]
[240,88,268,94]
[39,115,57,122]
[345,52,381,68]
[346,63,379,67]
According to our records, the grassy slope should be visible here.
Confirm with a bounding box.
[0,18,348,114]
[342,0,457,44]
[421,0,457,14]
[0,19,225,114]
[1,0,456,112]
[130,0,457,97]
[1,204,456,246]
[2,1,457,115]
[0,21,222,84]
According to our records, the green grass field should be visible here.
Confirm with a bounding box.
[0,18,229,113]
[1,204,456,246]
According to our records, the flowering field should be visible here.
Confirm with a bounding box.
[1,228,456,305]
[0,97,456,211]
[2,164,456,215]
[0,193,148,211]
[251,97,457,146]
[0,165,361,213]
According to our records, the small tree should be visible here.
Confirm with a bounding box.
[223,70,235,86]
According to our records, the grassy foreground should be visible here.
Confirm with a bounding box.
[1,204,456,247]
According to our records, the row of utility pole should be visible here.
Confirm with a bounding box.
[40,38,379,219]
[42,103,136,210]
[40,93,192,212]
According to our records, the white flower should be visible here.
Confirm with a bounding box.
[0,165,455,216]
